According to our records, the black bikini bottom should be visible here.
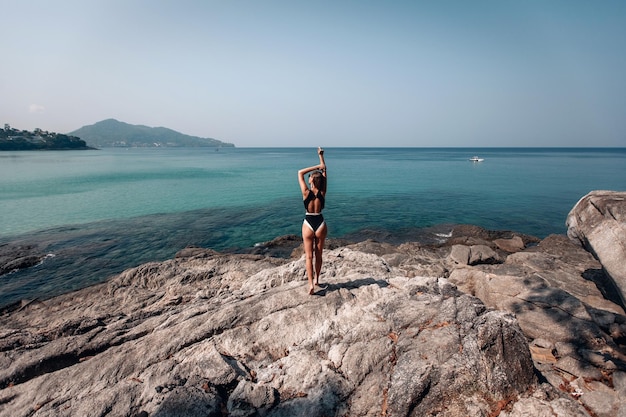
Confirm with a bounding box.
[304,213,325,232]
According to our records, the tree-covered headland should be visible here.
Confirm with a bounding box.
[1,124,90,150]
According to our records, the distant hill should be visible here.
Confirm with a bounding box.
[69,119,235,148]
[1,125,90,151]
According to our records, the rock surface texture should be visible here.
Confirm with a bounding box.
[1,191,625,417]
[0,244,45,276]
[567,190,626,307]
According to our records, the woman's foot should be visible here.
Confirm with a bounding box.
[308,286,315,295]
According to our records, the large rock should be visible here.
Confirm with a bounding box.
[566,190,626,307]
[3,219,623,416]
[0,246,579,417]
[0,243,45,276]
[448,234,626,417]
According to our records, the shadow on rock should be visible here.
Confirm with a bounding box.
[313,277,389,296]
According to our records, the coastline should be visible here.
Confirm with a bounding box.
[0,222,538,311]
[1,191,625,416]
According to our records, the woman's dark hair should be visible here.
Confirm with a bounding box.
[310,170,326,191]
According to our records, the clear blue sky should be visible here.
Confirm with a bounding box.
[2,0,625,147]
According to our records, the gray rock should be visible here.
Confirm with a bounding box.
[567,190,626,307]
[449,244,471,265]
[499,383,591,417]
[494,235,525,253]
[448,231,626,417]
[0,243,45,276]
[2,210,624,416]
[0,248,539,417]
[448,244,501,266]
[615,371,626,395]
[468,244,500,265]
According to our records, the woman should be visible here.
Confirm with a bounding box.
[298,147,327,295]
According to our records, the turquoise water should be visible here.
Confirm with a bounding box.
[1,147,625,307]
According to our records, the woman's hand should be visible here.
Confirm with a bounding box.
[317,147,326,172]
[317,147,327,178]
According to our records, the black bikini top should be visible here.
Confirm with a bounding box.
[303,190,325,211]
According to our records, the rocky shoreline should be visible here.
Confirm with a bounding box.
[0,191,625,417]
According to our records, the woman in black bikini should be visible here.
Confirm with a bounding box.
[298,147,327,295]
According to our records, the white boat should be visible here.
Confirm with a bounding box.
[469,156,484,162]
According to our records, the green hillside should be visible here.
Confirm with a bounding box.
[70,119,234,148]
[1,125,89,150]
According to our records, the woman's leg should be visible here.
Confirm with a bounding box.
[314,223,327,285]
[302,222,316,294]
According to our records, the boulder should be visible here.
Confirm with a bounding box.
[566,190,626,307]
[494,235,525,253]
[0,243,45,276]
[448,234,626,417]
[448,244,501,266]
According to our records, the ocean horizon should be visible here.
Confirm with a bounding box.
[1,147,625,308]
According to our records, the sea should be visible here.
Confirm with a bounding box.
[1,147,625,308]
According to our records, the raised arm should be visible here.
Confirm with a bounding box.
[317,147,327,193]
[297,147,327,196]
[298,164,322,195]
